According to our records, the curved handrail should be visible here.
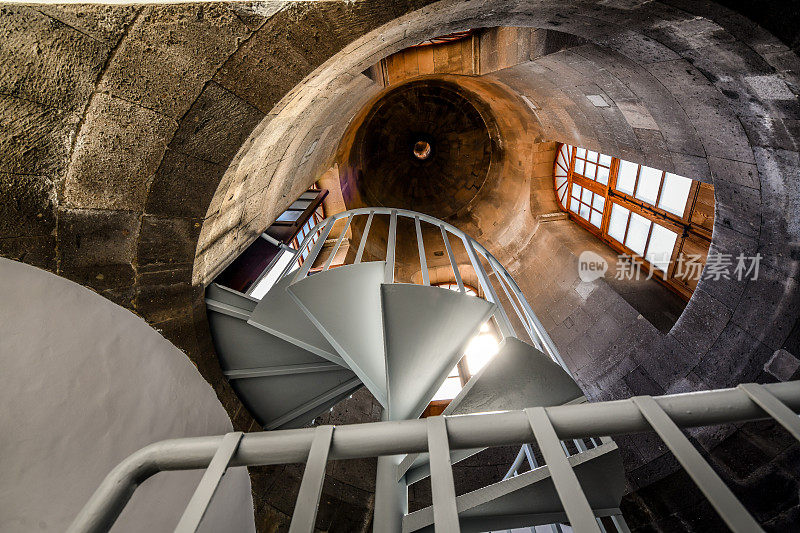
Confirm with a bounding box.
[277,207,570,373]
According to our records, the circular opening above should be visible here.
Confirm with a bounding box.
[413,140,432,160]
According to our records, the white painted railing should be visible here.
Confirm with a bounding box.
[274,207,568,371]
[69,381,800,533]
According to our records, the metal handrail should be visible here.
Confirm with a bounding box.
[275,207,570,372]
[69,381,800,533]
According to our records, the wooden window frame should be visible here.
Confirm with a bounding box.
[553,143,713,301]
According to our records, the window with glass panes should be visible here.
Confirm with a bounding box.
[554,143,714,299]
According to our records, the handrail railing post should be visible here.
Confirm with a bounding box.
[525,407,601,532]
[293,218,335,282]
[354,210,374,264]
[386,210,398,283]
[426,417,460,532]
[415,216,430,286]
[322,215,352,271]
[174,432,244,533]
[288,425,335,533]
[440,225,464,293]
[461,236,515,339]
[631,396,763,533]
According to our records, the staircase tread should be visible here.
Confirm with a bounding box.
[382,283,495,421]
[399,338,584,482]
[288,262,389,406]
[248,274,344,365]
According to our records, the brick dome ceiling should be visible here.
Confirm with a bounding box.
[345,79,497,219]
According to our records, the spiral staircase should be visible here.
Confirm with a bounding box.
[204,207,628,532]
[71,205,800,532]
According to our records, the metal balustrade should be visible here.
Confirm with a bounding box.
[271,207,567,371]
[69,381,800,533]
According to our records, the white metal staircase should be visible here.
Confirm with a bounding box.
[203,207,627,532]
[68,207,800,533]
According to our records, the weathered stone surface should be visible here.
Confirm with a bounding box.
[0,172,54,239]
[144,149,225,218]
[98,4,251,119]
[0,235,55,271]
[63,93,177,211]
[57,209,139,300]
[213,8,316,114]
[170,81,264,165]
[138,216,202,269]
[0,5,108,111]
[730,264,800,350]
[764,348,800,381]
[0,95,76,175]
[34,4,139,46]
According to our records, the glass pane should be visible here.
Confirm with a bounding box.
[645,223,678,272]
[432,377,462,401]
[590,209,603,228]
[635,165,662,205]
[608,203,629,243]
[599,153,612,166]
[556,176,567,190]
[572,184,582,199]
[249,250,293,299]
[555,164,568,177]
[569,196,580,214]
[586,150,598,162]
[276,210,303,222]
[585,162,597,179]
[593,194,605,211]
[625,212,652,256]
[576,147,586,158]
[559,188,567,205]
[616,160,638,195]
[659,173,693,216]
[289,199,312,210]
[574,158,585,175]
[579,203,590,219]
[582,188,592,204]
[300,191,318,200]
[597,165,609,185]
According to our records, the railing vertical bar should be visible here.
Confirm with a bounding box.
[354,211,374,264]
[596,517,608,533]
[415,216,429,286]
[288,425,335,533]
[525,407,601,533]
[322,215,352,271]
[440,226,464,294]
[738,383,800,442]
[490,258,538,346]
[293,218,335,282]
[174,431,244,533]
[503,447,527,480]
[386,210,398,283]
[631,396,764,533]
[487,254,569,371]
[461,237,515,339]
[426,417,460,533]
[610,515,632,533]
[560,441,571,456]
[524,443,539,469]
[573,438,588,453]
